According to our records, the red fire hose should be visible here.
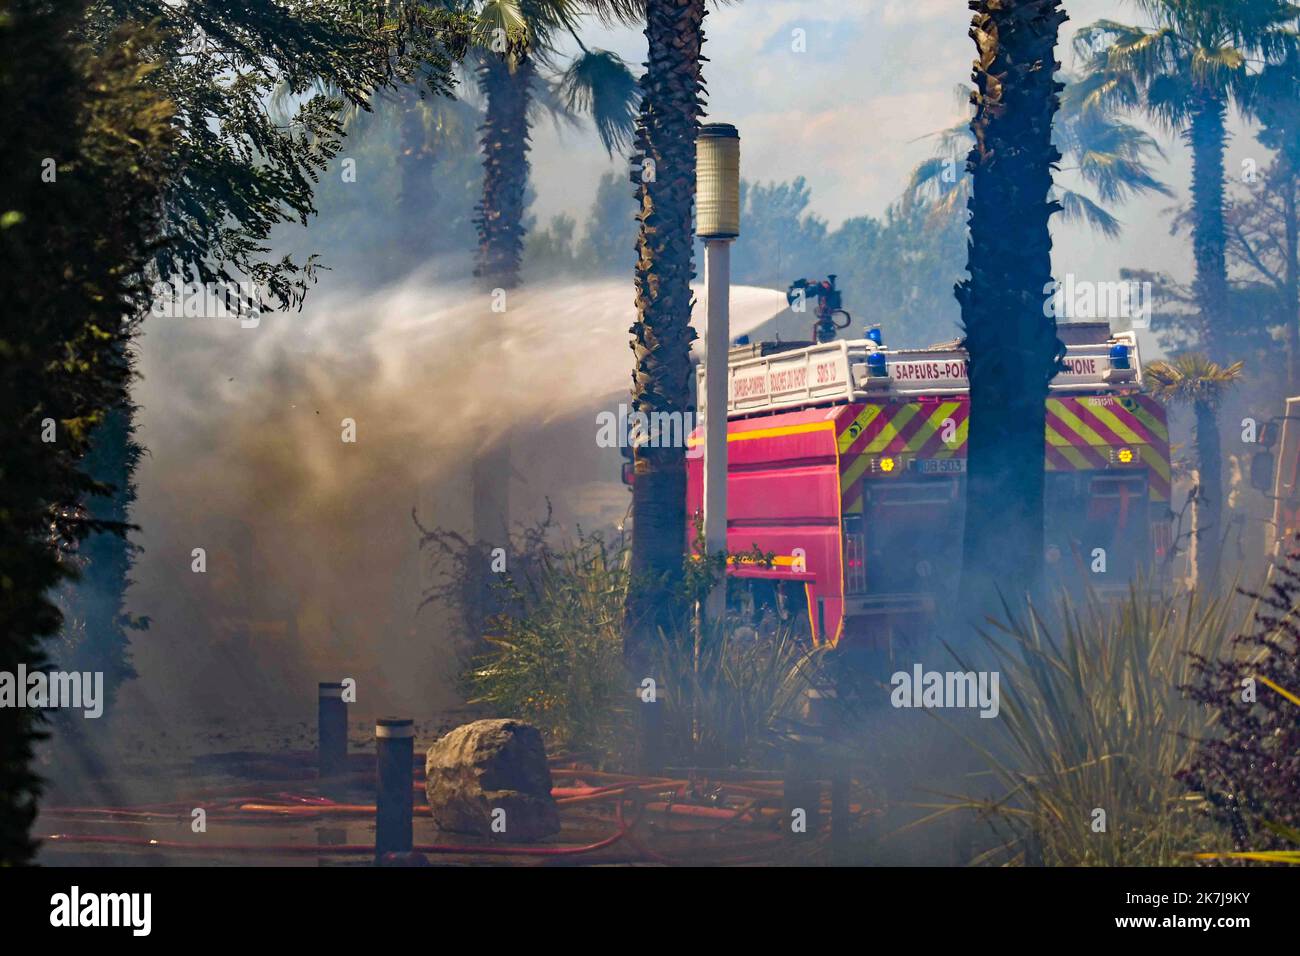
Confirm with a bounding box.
[43,765,838,864]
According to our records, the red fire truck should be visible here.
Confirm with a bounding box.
[685,322,1172,650]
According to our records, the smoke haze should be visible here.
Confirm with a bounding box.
[114,275,787,726]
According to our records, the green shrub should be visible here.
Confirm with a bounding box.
[461,531,630,755]
[459,527,820,767]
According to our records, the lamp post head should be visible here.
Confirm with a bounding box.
[697,123,740,240]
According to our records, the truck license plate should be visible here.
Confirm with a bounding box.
[919,458,965,474]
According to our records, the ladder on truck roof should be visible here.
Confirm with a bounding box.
[714,326,1144,419]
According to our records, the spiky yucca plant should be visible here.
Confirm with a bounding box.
[650,617,820,770]
[924,585,1240,866]
[461,528,819,767]
[464,531,632,755]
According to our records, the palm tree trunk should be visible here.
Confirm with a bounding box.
[1188,93,1230,345]
[398,83,436,272]
[472,52,533,540]
[474,52,534,291]
[471,441,510,544]
[956,0,1067,615]
[1193,399,1223,587]
[623,0,706,670]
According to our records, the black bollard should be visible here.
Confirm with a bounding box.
[318,682,348,788]
[374,717,414,864]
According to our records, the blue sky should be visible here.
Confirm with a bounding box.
[527,0,1269,297]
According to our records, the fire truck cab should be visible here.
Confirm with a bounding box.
[686,322,1171,651]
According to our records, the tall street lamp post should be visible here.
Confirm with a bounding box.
[696,123,740,623]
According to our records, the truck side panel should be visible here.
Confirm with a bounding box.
[687,408,847,643]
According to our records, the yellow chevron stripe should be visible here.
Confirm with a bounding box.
[865,404,920,453]
[1126,400,1170,441]
[935,407,968,453]
[840,406,913,488]
[842,411,915,487]
[929,413,967,459]
[905,402,961,452]
[1047,428,1094,469]
[1047,399,1108,446]
[840,444,874,491]
[1045,422,1075,446]
[1138,444,1171,482]
[836,405,883,453]
[1086,402,1144,445]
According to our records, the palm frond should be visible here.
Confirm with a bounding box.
[1057,188,1122,238]
[1061,68,1143,115]
[578,0,645,27]
[473,0,529,50]
[1190,45,1248,89]
[1145,354,1245,407]
[557,48,639,154]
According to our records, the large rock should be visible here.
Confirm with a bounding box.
[424,719,560,841]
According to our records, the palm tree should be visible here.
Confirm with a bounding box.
[452,2,639,541]
[1073,1,1299,344]
[396,79,480,264]
[466,0,639,290]
[1253,38,1300,388]
[908,77,1173,236]
[471,7,536,290]
[1145,353,1243,587]
[955,0,1069,615]
[268,32,480,278]
[622,0,706,670]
